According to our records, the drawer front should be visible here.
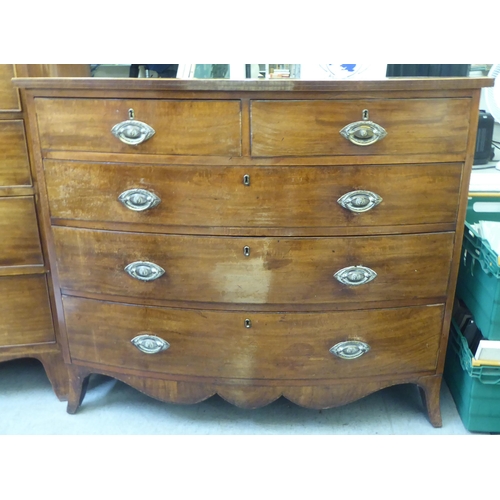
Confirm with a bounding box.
[0,65,19,111]
[53,228,454,305]
[0,275,55,346]
[44,160,462,228]
[0,120,31,187]
[35,98,242,156]
[0,197,43,266]
[63,296,443,380]
[251,99,471,157]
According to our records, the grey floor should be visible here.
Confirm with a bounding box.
[0,357,475,435]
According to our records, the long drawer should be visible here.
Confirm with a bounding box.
[35,98,242,156]
[0,275,55,347]
[53,227,455,305]
[44,160,462,228]
[0,197,43,267]
[63,296,443,380]
[0,121,31,187]
[251,99,471,157]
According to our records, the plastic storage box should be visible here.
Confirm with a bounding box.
[444,319,500,432]
[455,196,500,339]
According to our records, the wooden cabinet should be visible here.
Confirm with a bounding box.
[0,65,88,400]
[15,76,493,424]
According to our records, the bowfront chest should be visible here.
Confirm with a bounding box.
[15,77,493,425]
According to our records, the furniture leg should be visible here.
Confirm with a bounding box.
[67,366,90,414]
[418,374,443,428]
[37,351,70,401]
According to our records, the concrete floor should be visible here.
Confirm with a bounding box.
[0,357,474,435]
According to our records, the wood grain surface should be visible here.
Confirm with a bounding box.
[43,160,462,229]
[0,197,43,266]
[52,227,454,306]
[0,120,31,186]
[63,296,443,381]
[35,98,242,156]
[0,275,55,346]
[251,99,471,157]
[0,65,20,111]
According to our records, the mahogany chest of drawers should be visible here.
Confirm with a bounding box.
[0,65,67,399]
[15,77,493,425]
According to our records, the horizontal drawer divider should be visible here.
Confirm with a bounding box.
[0,265,47,277]
[0,187,34,196]
[60,289,446,313]
[50,219,458,237]
[42,150,467,165]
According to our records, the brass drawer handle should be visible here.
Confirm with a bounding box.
[340,109,387,146]
[334,265,377,286]
[118,188,161,212]
[330,340,370,359]
[125,261,165,281]
[111,108,155,145]
[337,190,383,213]
[131,333,170,354]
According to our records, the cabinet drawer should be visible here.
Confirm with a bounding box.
[0,275,55,347]
[63,296,443,380]
[251,99,471,157]
[35,98,242,156]
[0,65,19,111]
[44,160,462,228]
[53,228,454,305]
[0,120,31,187]
[0,197,43,266]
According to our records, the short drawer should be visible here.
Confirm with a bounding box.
[35,98,242,156]
[0,197,43,267]
[0,275,55,347]
[44,160,462,228]
[53,227,455,305]
[0,65,19,111]
[0,120,31,187]
[251,99,471,157]
[63,296,443,380]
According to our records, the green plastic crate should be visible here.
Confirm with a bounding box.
[455,197,500,339]
[466,195,500,224]
[444,319,500,433]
